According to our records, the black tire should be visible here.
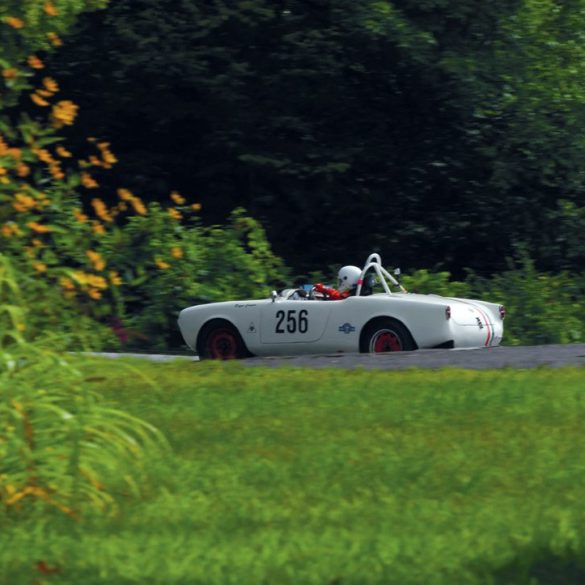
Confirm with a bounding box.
[197,320,251,360]
[360,318,415,353]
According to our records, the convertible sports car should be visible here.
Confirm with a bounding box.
[178,253,505,359]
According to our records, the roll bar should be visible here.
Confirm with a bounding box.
[355,253,407,296]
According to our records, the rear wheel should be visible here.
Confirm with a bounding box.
[198,321,250,360]
[360,319,415,353]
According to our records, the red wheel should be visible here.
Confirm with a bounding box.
[197,321,250,360]
[370,329,403,352]
[360,319,415,353]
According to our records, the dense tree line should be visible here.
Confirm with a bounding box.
[45,0,585,276]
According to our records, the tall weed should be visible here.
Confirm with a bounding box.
[0,255,168,517]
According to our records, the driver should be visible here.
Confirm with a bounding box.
[314,265,362,300]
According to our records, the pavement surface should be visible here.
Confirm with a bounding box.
[85,344,585,369]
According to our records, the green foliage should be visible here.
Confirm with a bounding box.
[468,257,585,345]
[396,258,585,346]
[45,0,585,275]
[0,254,168,518]
[400,268,471,297]
[103,206,287,350]
[3,360,585,583]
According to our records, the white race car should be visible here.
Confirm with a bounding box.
[178,253,505,359]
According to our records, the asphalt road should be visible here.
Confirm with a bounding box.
[87,344,585,369]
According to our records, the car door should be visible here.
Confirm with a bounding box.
[259,300,332,345]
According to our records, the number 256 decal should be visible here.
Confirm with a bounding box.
[275,309,309,334]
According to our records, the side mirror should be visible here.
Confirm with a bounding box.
[271,290,278,303]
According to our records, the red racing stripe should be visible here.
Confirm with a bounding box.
[474,305,492,346]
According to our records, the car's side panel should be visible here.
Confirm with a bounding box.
[259,300,333,344]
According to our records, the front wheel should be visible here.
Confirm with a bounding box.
[197,321,251,360]
[360,319,415,353]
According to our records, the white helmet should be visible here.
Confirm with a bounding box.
[337,265,361,292]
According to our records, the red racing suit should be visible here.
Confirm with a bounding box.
[313,283,351,300]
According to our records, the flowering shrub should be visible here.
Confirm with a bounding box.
[1,3,287,350]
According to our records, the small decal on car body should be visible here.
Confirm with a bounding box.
[338,322,356,334]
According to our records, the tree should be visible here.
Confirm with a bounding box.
[46,0,585,275]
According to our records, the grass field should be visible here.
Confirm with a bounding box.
[3,360,585,584]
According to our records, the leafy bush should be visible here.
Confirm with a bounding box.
[102,206,288,351]
[398,258,585,346]
[468,257,585,345]
[400,268,471,298]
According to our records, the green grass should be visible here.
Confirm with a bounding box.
[3,360,585,584]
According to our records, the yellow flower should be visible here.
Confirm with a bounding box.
[81,172,99,189]
[49,162,65,180]
[91,198,113,222]
[27,55,44,70]
[73,209,88,223]
[2,68,18,80]
[59,277,75,290]
[32,238,44,247]
[87,275,108,289]
[92,222,106,235]
[168,208,182,221]
[87,288,102,300]
[191,203,202,212]
[31,93,50,107]
[97,142,117,167]
[42,77,59,93]
[155,258,170,270]
[86,249,106,271]
[51,100,78,128]
[56,145,72,158]
[110,270,122,286]
[34,148,54,164]
[130,197,147,215]
[1,223,20,238]
[13,193,36,213]
[71,271,88,285]
[43,2,59,16]
[27,222,52,233]
[5,17,24,29]
[170,191,186,205]
[171,247,183,259]
[37,193,50,207]
[109,271,122,286]
[16,163,30,177]
[47,32,62,47]
[117,188,133,201]
[33,262,47,272]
